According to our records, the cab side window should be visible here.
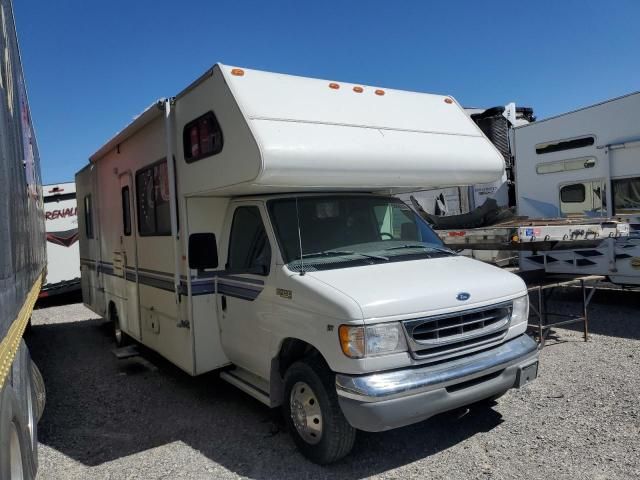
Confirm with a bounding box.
[227,207,271,275]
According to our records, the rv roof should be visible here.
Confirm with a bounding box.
[514,90,640,129]
[88,63,505,191]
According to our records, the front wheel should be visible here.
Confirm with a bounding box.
[283,357,356,464]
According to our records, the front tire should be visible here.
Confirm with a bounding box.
[283,357,356,464]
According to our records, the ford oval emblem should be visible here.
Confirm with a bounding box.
[457,292,470,301]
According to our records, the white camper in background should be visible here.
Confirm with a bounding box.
[41,182,81,297]
[77,65,538,463]
[513,92,640,285]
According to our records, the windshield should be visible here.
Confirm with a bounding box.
[268,195,452,272]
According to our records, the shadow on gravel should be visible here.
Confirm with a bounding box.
[25,312,504,479]
[541,287,640,341]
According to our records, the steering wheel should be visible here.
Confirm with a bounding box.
[380,232,394,240]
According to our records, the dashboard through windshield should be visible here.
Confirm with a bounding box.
[267,195,452,272]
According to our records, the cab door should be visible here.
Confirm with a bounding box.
[217,203,274,379]
[117,173,141,340]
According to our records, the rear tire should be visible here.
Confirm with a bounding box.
[0,387,36,480]
[110,304,129,347]
[283,357,356,464]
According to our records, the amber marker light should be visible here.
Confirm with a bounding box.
[353,86,363,93]
[231,68,245,76]
[444,97,453,104]
[339,325,365,358]
[375,89,385,96]
[329,82,340,89]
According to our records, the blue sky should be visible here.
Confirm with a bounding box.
[15,0,640,184]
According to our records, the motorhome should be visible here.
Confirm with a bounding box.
[77,64,538,463]
[0,0,46,477]
[41,182,81,297]
[513,92,640,285]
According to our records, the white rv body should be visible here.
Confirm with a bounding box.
[42,182,81,296]
[513,92,640,284]
[77,64,538,463]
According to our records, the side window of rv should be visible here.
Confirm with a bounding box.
[536,136,595,155]
[560,181,605,216]
[121,186,131,236]
[84,195,94,238]
[183,111,223,163]
[613,177,640,215]
[227,207,271,275]
[136,160,171,236]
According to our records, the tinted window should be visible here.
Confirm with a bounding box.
[560,184,586,203]
[536,136,595,155]
[136,160,171,236]
[227,207,271,275]
[183,112,223,163]
[121,186,131,236]
[84,195,93,239]
[613,177,640,215]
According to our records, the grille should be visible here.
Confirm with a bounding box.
[402,302,512,362]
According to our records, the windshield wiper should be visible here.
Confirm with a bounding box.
[301,250,389,261]
[384,244,454,255]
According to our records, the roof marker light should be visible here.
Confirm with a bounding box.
[375,89,385,96]
[444,97,453,104]
[231,68,245,76]
[353,86,363,93]
[329,82,340,89]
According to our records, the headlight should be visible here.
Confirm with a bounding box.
[339,323,408,358]
[510,294,529,327]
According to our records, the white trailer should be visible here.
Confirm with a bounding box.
[77,64,538,463]
[41,182,81,297]
[513,92,640,285]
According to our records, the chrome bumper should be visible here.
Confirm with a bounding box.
[335,334,538,431]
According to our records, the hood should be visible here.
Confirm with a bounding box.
[306,256,526,320]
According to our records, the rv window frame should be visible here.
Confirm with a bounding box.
[84,194,94,239]
[536,156,597,175]
[182,111,223,163]
[559,183,586,204]
[121,185,132,236]
[135,158,172,237]
[612,176,640,215]
[535,135,595,155]
[226,206,272,276]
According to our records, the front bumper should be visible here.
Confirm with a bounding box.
[335,334,538,432]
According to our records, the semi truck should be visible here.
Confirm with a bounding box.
[40,182,81,298]
[0,0,47,477]
[77,64,538,464]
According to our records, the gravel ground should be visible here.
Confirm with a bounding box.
[27,288,640,480]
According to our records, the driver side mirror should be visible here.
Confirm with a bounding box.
[189,233,218,270]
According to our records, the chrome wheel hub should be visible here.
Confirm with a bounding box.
[290,381,323,444]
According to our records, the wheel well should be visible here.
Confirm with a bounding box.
[277,338,320,378]
[270,338,323,407]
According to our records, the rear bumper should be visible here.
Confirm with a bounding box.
[335,334,538,432]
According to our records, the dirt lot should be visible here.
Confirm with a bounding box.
[28,288,640,480]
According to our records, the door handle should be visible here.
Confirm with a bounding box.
[221,295,227,311]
